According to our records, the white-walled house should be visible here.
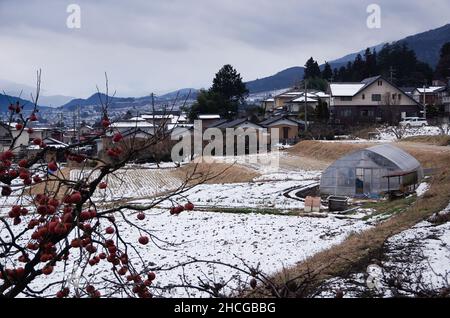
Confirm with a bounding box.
[328,76,422,124]
[0,125,29,153]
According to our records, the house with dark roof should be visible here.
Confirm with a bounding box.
[212,118,264,130]
[328,76,423,124]
[260,116,304,144]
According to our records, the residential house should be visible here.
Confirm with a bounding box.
[260,116,304,144]
[263,88,329,117]
[110,120,155,135]
[0,124,29,154]
[443,82,450,117]
[0,124,60,154]
[285,94,319,114]
[210,118,265,155]
[261,97,275,113]
[273,89,304,109]
[79,124,95,136]
[412,86,447,106]
[212,118,264,131]
[198,114,222,129]
[26,137,69,161]
[328,76,422,124]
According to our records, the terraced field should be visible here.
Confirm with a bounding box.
[70,168,183,200]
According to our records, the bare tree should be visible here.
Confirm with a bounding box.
[0,72,223,298]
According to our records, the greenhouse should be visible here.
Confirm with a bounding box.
[320,144,423,198]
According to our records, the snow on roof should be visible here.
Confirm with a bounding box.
[110,121,154,128]
[329,83,366,96]
[315,91,330,98]
[127,117,146,121]
[291,96,318,103]
[260,116,304,126]
[415,86,446,94]
[277,91,303,97]
[198,114,221,120]
[141,114,174,119]
[264,98,275,102]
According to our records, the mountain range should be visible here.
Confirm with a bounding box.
[1,23,450,110]
[58,89,199,112]
[0,93,52,113]
[245,23,450,93]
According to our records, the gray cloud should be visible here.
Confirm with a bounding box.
[0,0,449,98]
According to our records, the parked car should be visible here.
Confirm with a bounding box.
[399,117,428,128]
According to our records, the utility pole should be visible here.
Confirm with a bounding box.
[59,112,64,141]
[77,105,81,143]
[304,80,308,132]
[423,83,427,120]
[72,111,76,144]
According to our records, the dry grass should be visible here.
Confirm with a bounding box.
[397,142,450,169]
[258,140,450,297]
[27,168,72,199]
[287,141,373,164]
[401,135,450,147]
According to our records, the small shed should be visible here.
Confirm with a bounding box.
[320,144,423,198]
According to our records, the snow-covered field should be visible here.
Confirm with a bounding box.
[3,161,373,298]
[154,170,320,211]
[16,209,370,298]
[377,126,447,141]
[318,202,450,298]
[328,126,449,143]
[3,143,447,298]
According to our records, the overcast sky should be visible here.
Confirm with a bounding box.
[0,0,449,98]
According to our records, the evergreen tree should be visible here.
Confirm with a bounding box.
[331,43,433,86]
[435,42,450,80]
[211,64,249,104]
[315,100,330,122]
[332,68,339,82]
[304,57,321,79]
[322,62,333,81]
[189,64,248,120]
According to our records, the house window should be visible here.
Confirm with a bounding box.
[340,96,353,102]
[392,94,396,100]
[372,94,382,102]
[398,94,402,100]
[362,94,365,100]
[378,80,383,86]
[360,110,375,117]
[340,109,352,117]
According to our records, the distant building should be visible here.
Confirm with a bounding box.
[110,121,155,134]
[328,76,422,124]
[412,86,447,106]
[260,116,304,144]
[198,114,221,129]
[263,88,329,116]
[0,124,62,155]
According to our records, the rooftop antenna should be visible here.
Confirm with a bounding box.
[389,66,396,82]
